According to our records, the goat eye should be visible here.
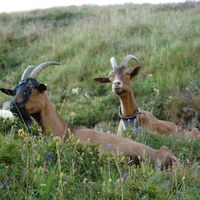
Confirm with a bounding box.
[23,90,29,95]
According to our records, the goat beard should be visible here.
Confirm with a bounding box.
[112,88,124,96]
[113,89,127,97]
[11,106,32,124]
[19,113,32,124]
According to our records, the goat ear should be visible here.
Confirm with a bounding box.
[94,77,110,84]
[0,88,15,96]
[38,84,47,92]
[130,66,141,78]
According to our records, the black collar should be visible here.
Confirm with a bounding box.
[119,107,139,121]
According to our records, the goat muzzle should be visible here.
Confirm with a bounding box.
[112,81,124,95]
[10,101,31,122]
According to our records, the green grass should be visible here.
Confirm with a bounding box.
[0,118,200,199]
[0,2,200,199]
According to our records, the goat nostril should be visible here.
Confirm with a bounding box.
[114,81,121,86]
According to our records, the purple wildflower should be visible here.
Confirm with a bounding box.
[156,164,162,170]
[46,153,53,161]
[123,173,129,179]
[132,129,136,133]
[107,143,111,148]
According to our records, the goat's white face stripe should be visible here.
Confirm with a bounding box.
[112,76,123,87]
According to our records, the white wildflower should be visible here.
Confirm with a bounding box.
[153,88,159,94]
[72,87,80,94]
[69,112,76,117]
[84,92,90,98]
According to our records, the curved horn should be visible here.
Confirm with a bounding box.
[121,55,141,68]
[20,65,36,81]
[110,57,118,70]
[28,61,60,79]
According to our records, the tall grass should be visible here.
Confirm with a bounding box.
[0,119,200,199]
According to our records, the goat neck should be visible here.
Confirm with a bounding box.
[31,92,69,140]
[119,89,137,117]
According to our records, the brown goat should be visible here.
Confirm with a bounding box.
[94,55,200,139]
[0,62,178,169]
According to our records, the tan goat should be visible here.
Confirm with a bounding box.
[94,55,200,138]
[0,62,178,169]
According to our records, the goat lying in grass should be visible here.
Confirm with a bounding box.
[94,55,200,139]
[0,61,177,170]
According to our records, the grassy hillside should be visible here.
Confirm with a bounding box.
[0,2,200,199]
